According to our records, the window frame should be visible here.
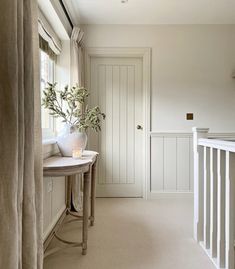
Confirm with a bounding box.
[40,49,57,140]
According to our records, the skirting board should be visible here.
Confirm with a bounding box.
[150,191,193,199]
[199,241,218,268]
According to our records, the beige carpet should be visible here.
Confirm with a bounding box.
[44,198,215,269]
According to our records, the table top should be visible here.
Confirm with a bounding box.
[43,150,98,177]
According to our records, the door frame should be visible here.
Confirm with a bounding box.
[85,47,151,199]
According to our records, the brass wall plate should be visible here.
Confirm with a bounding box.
[186,113,194,120]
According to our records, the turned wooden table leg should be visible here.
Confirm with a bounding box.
[82,167,91,255]
[90,159,97,226]
[66,176,73,211]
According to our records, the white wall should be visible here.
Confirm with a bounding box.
[56,40,70,88]
[43,176,66,240]
[82,24,235,133]
[83,24,235,195]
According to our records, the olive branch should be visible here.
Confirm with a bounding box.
[42,83,106,132]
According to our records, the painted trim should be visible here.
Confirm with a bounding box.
[151,131,235,139]
[151,132,192,138]
[199,138,235,153]
[150,191,193,199]
[85,47,151,199]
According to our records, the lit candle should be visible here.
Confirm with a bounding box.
[72,149,82,159]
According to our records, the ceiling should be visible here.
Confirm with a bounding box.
[64,0,235,25]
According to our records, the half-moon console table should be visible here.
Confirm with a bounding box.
[43,150,98,257]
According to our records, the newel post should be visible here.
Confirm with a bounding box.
[192,127,209,242]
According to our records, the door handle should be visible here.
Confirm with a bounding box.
[136,125,143,130]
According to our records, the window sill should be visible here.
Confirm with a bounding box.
[42,138,57,146]
[42,138,59,159]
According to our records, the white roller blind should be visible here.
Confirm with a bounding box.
[38,9,62,55]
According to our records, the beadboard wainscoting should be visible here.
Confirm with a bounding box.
[43,176,66,240]
[43,141,67,241]
[150,132,235,198]
[150,132,193,198]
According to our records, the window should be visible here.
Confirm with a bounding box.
[40,49,56,139]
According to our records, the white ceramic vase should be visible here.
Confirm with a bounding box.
[56,124,88,157]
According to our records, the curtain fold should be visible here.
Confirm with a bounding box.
[70,27,85,211]
[0,0,43,268]
[71,27,85,87]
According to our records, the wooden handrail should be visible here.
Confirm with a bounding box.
[198,138,235,153]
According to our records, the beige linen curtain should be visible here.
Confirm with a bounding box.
[70,27,85,211]
[71,27,85,86]
[0,1,43,269]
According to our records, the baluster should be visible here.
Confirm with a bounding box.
[193,127,209,242]
[210,148,217,258]
[217,149,225,268]
[225,151,235,269]
[204,146,210,249]
[195,145,204,242]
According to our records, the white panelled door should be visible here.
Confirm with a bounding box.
[88,57,143,197]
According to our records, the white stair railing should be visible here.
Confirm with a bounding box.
[193,127,235,269]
